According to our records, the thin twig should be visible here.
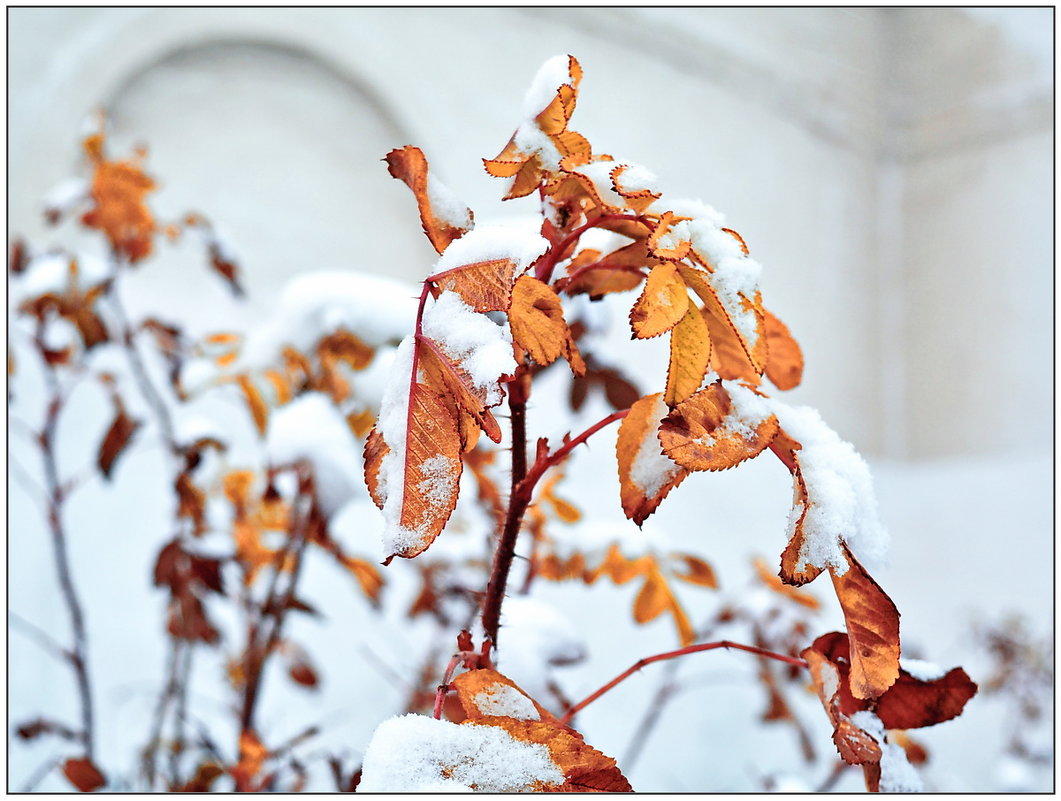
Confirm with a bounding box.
[20,756,62,792]
[9,611,72,664]
[560,640,808,726]
[36,336,96,760]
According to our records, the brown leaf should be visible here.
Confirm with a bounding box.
[209,246,244,297]
[628,263,688,339]
[874,666,978,730]
[677,265,763,382]
[509,275,585,375]
[429,257,517,313]
[615,393,689,525]
[363,428,389,509]
[62,756,106,792]
[387,145,473,254]
[97,404,140,479]
[763,308,803,390]
[417,335,503,443]
[664,303,711,406]
[831,544,901,700]
[289,660,319,689]
[658,382,779,472]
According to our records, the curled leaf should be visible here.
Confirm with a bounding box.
[616,393,689,526]
[658,382,779,472]
[386,145,473,254]
[509,275,585,375]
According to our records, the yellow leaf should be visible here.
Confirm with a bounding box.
[237,375,269,435]
[664,303,711,406]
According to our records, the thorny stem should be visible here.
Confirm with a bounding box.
[35,334,96,761]
[433,655,464,720]
[559,640,808,726]
[143,638,183,788]
[480,406,628,650]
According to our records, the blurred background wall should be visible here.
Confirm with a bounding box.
[9,7,1052,463]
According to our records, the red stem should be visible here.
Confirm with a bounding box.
[518,409,629,497]
[559,640,808,726]
[534,213,648,284]
[432,655,464,720]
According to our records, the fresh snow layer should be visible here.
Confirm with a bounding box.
[669,198,762,347]
[16,250,111,300]
[630,394,684,498]
[767,399,888,575]
[237,270,418,370]
[900,658,946,682]
[472,683,541,720]
[265,392,364,517]
[375,336,417,554]
[420,290,516,405]
[849,711,924,792]
[431,224,549,278]
[522,54,572,119]
[357,714,563,792]
[575,159,660,211]
[426,172,473,231]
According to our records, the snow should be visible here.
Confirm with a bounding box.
[16,250,111,300]
[630,394,684,497]
[237,271,418,371]
[375,335,416,552]
[668,198,762,347]
[42,176,89,216]
[574,159,660,211]
[265,392,365,517]
[420,290,516,405]
[426,172,473,231]
[900,658,946,681]
[431,224,549,278]
[849,710,924,792]
[472,683,541,720]
[522,54,572,118]
[766,399,888,576]
[357,714,563,792]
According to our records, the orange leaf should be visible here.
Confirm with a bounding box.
[664,302,711,406]
[763,308,803,390]
[237,375,269,435]
[646,211,691,261]
[429,257,518,313]
[671,554,718,588]
[80,136,156,263]
[448,669,632,792]
[752,557,819,609]
[538,470,581,523]
[509,275,585,375]
[338,554,384,604]
[629,263,689,339]
[615,393,689,525]
[62,757,106,792]
[830,545,901,700]
[386,145,473,254]
[677,265,764,382]
[658,382,779,472]
[97,403,140,479]
[416,335,503,443]
[363,428,389,509]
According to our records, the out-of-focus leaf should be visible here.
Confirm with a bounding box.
[62,757,106,792]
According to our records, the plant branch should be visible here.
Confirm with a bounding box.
[534,213,648,284]
[559,640,808,726]
[35,334,96,761]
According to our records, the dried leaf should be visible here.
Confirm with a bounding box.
[831,544,901,700]
[448,669,632,792]
[658,382,779,472]
[237,375,269,435]
[97,404,140,479]
[664,303,711,406]
[509,275,585,375]
[417,335,503,443]
[753,557,819,609]
[80,137,156,263]
[62,756,106,792]
[763,308,803,390]
[677,265,763,382]
[386,145,473,254]
[629,263,688,339]
[430,257,517,313]
[646,211,691,261]
[363,428,389,509]
[616,393,689,525]
[671,554,718,588]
